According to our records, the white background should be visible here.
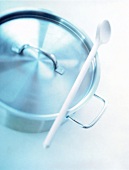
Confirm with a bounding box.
[0,0,129,170]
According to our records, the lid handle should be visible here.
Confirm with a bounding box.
[12,44,64,75]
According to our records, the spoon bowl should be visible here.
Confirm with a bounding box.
[96,20,111,44]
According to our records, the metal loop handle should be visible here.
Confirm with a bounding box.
[66,94,107,128]
[12,44,64,75]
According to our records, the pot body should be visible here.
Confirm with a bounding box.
[0,9,100,132]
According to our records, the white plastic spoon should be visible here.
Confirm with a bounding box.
[43,20,111,148]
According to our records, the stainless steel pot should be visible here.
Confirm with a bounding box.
[0,9,106,133]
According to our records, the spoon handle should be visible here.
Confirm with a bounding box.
[43,42,100,148]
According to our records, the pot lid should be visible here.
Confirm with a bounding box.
[0,9,100,117]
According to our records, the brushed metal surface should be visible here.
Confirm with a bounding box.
[0,9,100,132]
